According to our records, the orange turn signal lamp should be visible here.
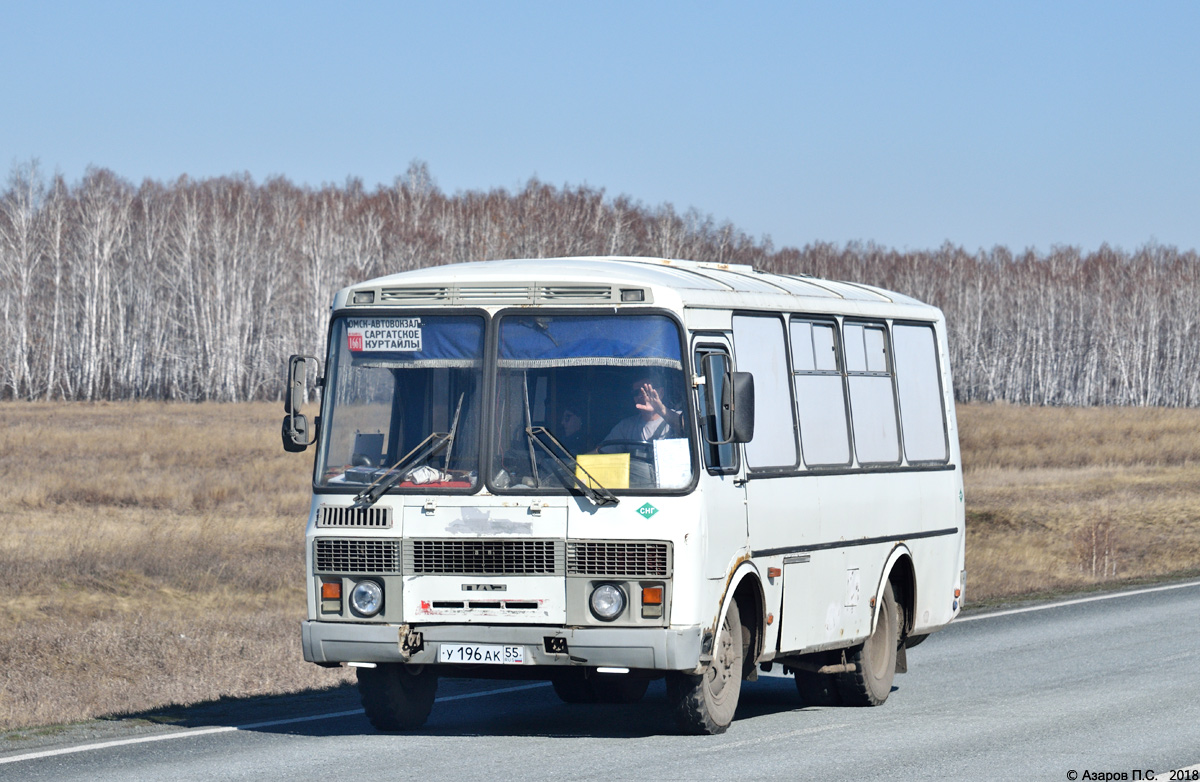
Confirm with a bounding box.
[322,581,342,600]
[641,586,663,605]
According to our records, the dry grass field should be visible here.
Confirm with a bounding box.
[0,402,354,734]
[2,401,1199,732]
[959,403,1200,601]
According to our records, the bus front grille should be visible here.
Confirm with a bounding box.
[316,505,393,529]
[314,538,671,578]
[314,539,401,574]
[406,539,564,575]
[567,541,671,577]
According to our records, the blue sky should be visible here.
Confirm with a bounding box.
[2,1,1197,253]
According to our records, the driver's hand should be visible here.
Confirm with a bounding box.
[637,383,666,416]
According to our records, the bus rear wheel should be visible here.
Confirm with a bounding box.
[667,599,743,734]
[837,582,899,706]
[357,663,439,731]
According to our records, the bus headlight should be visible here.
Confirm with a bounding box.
[589,584,626,621]
[350,580,383,616]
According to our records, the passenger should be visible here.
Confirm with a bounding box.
[557,403,588,455]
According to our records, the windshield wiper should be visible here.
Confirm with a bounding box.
[354,431,451,507]
[525,426,619,507]
[440,393,465,472]
[355,394,465,507]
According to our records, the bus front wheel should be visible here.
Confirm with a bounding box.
[667,599,743,734]
[551,669,597,703]
[837,582,899,706]
[357,663,439,731]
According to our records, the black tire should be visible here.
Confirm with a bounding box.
[551,670,598,704]
[667,599,743,734]
[357,663,439,731]
[794,669,843,707]
[836,582,899,706]
[592,674,650,704]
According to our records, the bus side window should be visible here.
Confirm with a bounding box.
[791,319,851,466]
[694,348,737,473]
[844,322,900,464]
[731,314,798,470]
[892,323,949,462]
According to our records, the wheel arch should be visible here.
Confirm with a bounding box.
[873,544,916,638]
[716,561,766,674]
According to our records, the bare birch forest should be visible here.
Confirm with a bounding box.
[2,160,1197,405]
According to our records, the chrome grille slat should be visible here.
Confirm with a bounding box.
[316,505,392,529]
[405,539,564,575]
[314,539,401,574]
[567,541,671,577]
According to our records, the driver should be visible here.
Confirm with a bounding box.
[601,377,685,444]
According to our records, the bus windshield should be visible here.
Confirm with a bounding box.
[490,313,694,493]
[316,313,486,490]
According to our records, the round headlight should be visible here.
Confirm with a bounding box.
[589,584,626,621]
[350,580,383,616]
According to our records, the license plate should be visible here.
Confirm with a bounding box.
[438,643,525,665]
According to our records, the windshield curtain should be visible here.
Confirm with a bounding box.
[490,313,694,493]
[316,314,486,491]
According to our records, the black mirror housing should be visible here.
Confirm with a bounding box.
[282,414,311,452]
[730,371,755,444]
[282,355,321,452]
[701,354,755,446]
[285,355,318,415]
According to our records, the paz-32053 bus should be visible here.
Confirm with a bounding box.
[283,256,965,734]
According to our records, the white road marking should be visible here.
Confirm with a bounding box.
[0,681,552,766]
[957,579,1200,623]
[429,681,551,703]
[696,722,850,752]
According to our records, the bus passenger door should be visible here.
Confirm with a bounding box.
[693,339,748,578]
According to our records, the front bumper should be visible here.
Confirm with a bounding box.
[302,620,704,671]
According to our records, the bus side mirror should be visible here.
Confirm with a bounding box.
[283,354,321,452]
[701,354,754,446]
[726,371,755,444]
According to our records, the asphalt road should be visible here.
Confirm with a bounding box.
[4,580,1199,781]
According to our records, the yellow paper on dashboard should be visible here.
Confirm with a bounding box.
[575,453,630,489]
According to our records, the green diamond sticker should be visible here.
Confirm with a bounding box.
[637,502,659,520]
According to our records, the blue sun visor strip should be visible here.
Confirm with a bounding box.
[498,314,682,369]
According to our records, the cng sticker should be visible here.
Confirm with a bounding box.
[637,503,659,520]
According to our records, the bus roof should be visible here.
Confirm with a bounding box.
[333,256,936,317]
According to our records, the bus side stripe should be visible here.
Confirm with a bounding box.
[752,527,960,558]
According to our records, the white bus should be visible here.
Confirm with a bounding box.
[283,256,966,734]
